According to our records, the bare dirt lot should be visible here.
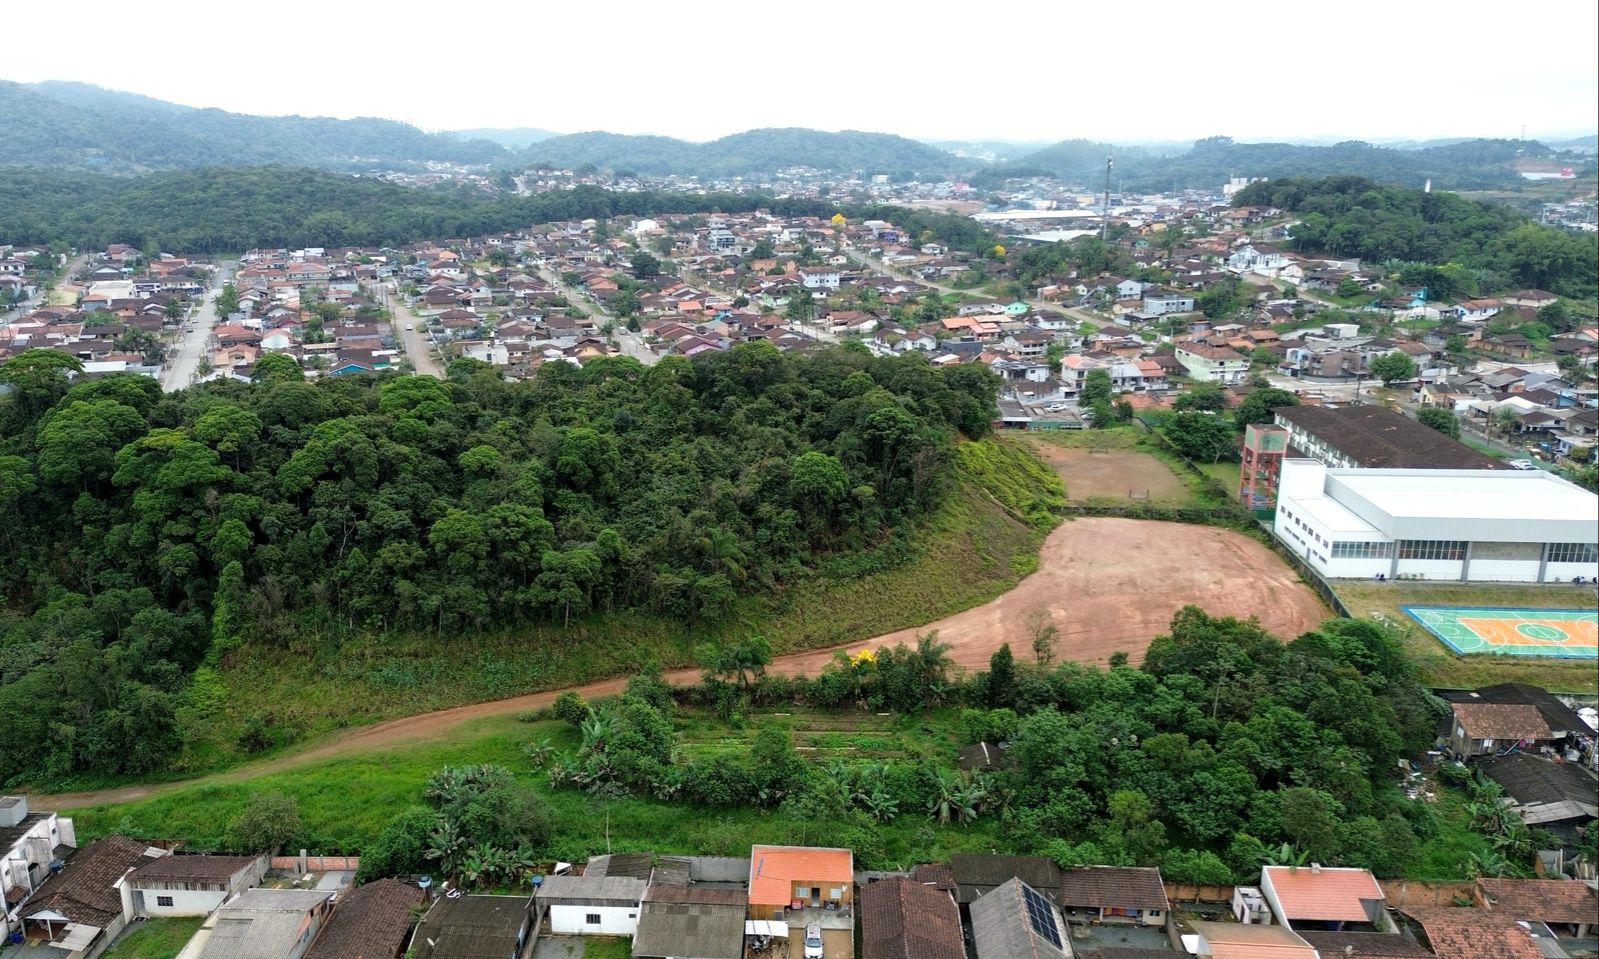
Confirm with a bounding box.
[1028,442,1189,503]
[784,517,1331,674]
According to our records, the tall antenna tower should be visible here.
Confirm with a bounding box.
[1100,155,1114,242]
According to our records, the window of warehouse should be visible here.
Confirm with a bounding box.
[1398,540,1467,561]
[1548,542,1598,563]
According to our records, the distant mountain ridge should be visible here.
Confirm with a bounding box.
[1,80,506,172]
[520,127,972,177]
[981,135,1599,191]
[452,126,562,149]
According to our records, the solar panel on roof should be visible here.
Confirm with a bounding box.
[1020,883,1062,950]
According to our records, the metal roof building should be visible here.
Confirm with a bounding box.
[1274,460,1598,581]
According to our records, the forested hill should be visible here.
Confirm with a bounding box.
[0,346,999,782]
[1234,176,1599,299]
[982,135,1597,191]
[0,82,971,178]
[521,128,973,178]
[0,166,990,255]
[0,81,506,172]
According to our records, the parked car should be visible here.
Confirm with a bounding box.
[1509,459,1537,470]
[804,924,824,959]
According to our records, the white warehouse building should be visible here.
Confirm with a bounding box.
[1274,459,1599,582]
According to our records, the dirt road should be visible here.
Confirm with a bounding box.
[36,515,1327,810]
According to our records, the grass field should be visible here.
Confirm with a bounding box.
[1023,426,1235,509]
[149,438,1057,780]
[1335,581,1599,692]
[70,708,1002,869]
[100,918,205,959]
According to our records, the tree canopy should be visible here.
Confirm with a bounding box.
[1235,177,1598,298]
[0,345,999,782]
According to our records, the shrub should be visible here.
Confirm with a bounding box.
[226,792,301,854]
[551,691,590,728]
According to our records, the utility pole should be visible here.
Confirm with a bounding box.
[1100,156,1114,242]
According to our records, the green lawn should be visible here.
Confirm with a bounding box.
[71,710,1002,869]
[1333,581,1598,692]
[100,918,205,959]
[584,939,634,959]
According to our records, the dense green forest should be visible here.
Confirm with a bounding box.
[0,345,1000,784]
[983,135,1596,191]
[1235,176,1599,298]
[0,166,991,255]
[0,81,505,172]
[520,127,971,178]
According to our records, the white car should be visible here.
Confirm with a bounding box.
[803,924,824,959]
[1508,459,1537,471]
[404,323,414,331]
[1046,404,1067,412]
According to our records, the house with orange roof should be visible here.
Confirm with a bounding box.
[1260,864,1390,932]
[747,845,854,953]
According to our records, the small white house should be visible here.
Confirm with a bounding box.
[119,854,268,919]
[535,874,646,935]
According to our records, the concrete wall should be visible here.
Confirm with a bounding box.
[133,887,228,918]
[546,903,638,936]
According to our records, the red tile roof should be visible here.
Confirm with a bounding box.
[1452,704,1552,741]
[1408,907,1542,959]
[305,878,423,959]
[748,846,852,906]
[1476,877,1598,924]
[1262,865,1382,922]
[860,877,963,959]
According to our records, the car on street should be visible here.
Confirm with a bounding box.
[1509,459,1537,470]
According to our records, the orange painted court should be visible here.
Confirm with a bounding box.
[1404,606,1598,659]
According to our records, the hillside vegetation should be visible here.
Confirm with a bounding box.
[0,80,504,172]
[984,135,1597,191]
[522,127,971,178]
[0,167,991,256]
[1235,176,1599,298]
[0,345,1014,785]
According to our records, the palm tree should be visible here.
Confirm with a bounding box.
[1260,843,1310,870]
[1467,850,1510,878]
[914,632,953,704]
[953,779,988,824]
[928,770,961,826]
[859,788,900,823]
[425,819,466,879]
[580,711,620,756]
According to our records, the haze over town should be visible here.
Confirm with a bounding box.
[4,0,1597,142]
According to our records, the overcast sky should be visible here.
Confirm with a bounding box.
[6,0,1596,143]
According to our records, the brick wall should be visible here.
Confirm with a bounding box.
[269,855,361,872]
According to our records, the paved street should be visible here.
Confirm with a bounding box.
[161,261,235,392]
[533,263,658,365]
[1,254,89,325]
[380,284,445,379]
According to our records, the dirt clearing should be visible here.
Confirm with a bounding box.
[781,517,1329,674]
